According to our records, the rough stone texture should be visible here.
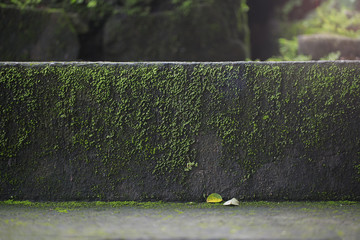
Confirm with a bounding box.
[0,5,79,61]
[0,61,360,201]
[103,1,250,61]
[298,34,360,60]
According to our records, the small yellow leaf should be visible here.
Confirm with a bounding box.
[206,193,223,203]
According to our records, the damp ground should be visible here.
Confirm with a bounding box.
[0,201,359,240]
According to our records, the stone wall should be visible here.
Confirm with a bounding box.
[298,34,360,60]
[103,0,250,61]
[0,61,359,201]
[0,0,250,61]
[0,6,79,61]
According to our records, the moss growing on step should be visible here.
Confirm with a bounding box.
[1,62,359,201]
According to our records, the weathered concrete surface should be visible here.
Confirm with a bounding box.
[0,61,360,201]
[0,201,359,240]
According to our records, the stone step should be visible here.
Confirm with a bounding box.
[0,61,359,201]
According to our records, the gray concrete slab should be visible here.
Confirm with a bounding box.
[0,201,359,240]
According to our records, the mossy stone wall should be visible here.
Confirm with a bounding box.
[0,62,359,201]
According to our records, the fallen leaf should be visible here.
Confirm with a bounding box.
[223,198,239,206]
[206,193,223,203]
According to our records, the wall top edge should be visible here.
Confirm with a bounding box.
[1,60,360,66]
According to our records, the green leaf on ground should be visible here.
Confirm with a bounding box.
[206,193,223,203]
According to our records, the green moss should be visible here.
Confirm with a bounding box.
[1,64,208,197]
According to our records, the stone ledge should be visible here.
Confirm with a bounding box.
[0,61,359,201]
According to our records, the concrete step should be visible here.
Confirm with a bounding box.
[0,61,359,201]
[1,201,359,239]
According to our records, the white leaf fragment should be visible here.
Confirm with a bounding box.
[223,198,239,206]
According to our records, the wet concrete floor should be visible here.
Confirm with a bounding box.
[0,201,359,240]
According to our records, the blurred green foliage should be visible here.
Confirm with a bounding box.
[70,0,98,8]
[295,0,360,38]
[1,0,200,13]
[7,0,41,8]
[269,0,360,61]
[267,38,311,61]
[0,0,203,22]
